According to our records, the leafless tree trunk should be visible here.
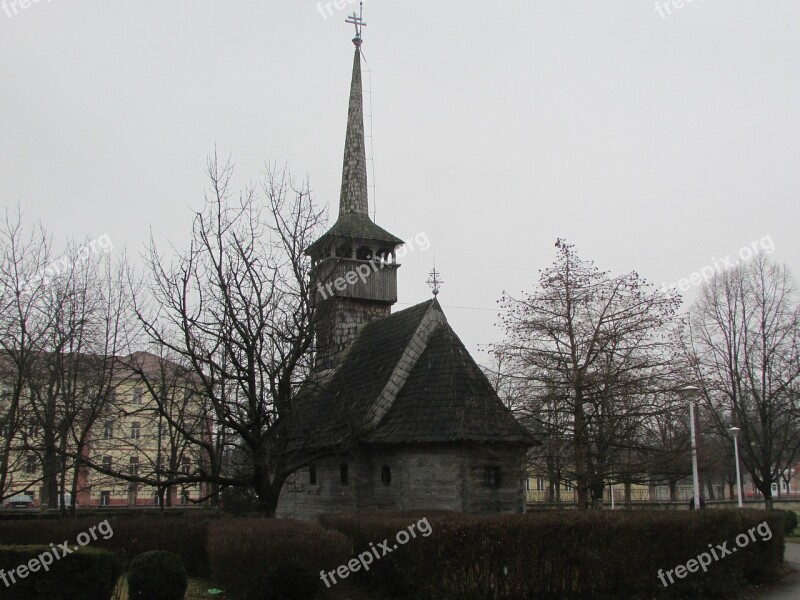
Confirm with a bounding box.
[687,256,800,510]
[127,154,329,515]
[0,209,53,503]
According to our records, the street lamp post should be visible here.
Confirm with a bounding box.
[679,385,702,510]
[729,426,744,508]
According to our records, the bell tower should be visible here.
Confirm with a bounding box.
[306,9,404,371]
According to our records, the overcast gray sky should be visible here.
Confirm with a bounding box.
[2,1,798,359]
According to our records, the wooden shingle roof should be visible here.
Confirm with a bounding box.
[291,299,534,451]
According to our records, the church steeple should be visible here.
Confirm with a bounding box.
[339,44,369,216]
[306,12,405,372]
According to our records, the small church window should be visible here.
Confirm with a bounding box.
[340,463,349,486]
[381,465,391,486]
[356,246,373,261]
[309,465,317,485]
[484,467,501,489]
[336,244,352,258]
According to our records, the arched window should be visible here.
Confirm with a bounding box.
[381,465,391,486]
[356,246,373,261]
[336,244,351,258]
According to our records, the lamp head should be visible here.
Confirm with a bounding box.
[678,385,700,400]
[729,426,741,438]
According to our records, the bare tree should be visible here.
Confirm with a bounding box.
[0,209,52,502]
[687,256,800,509]
[129,154,326,515]
[493,239,682,509]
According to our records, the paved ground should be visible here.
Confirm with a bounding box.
[749,542,800,600]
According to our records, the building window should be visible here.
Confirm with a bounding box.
[130,422,140,439]
[340,463,349,486]
[356,246,373,261]
[102,456,112,471]
[181,456,191,475]
[0,421,6,437]
[537,477,546,492]
[564,480,573,492]
[100,491,110,507]
[180,490,190,505]
[183,388,192,403]
[129,456,139,476]
[133,387,144,405]
[381,465,391,486]
[103,421,114,439]
[109,389,117,403]
[309,465,317,485]
[25,454,37,474]
[484,467,501,488]
[27,418,37,437]
[525,478,531,492]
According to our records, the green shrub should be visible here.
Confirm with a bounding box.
[0,545,120,600]
[127,550,187,600]
[321,509,786,600]
[207,518,351,600]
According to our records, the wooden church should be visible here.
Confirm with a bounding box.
[278,19,533,520]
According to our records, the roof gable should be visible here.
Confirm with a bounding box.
[292,299,534,449]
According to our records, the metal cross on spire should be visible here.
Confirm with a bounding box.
[345,2,367,47]
[426,261,444,297]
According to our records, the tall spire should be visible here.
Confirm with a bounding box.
[339,8,369,216]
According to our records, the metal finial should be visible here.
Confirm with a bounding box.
[426,261,444,297]
[345,2,367,47]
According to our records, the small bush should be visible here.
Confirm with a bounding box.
[0,545,120,600]
[207,518,351,600]
[127,550,187,600]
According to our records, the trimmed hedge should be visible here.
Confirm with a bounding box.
[207,518,352,600]
[0,545,120,600]
[320,509,786,600]
[0,513,212,575]
[127,550,187,600]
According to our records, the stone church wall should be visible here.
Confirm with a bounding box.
[277,444,527,520]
